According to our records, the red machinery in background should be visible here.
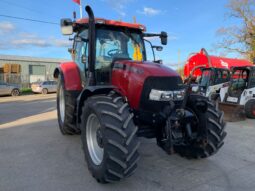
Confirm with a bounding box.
[184,48,254,122]
[184,48,252,78]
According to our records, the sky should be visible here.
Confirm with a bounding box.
[0,0,243,67]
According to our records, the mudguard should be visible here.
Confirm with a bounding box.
[53,62,82,91]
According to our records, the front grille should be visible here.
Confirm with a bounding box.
[139,76,183,112]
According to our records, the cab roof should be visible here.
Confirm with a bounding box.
[231,66,255,71]
[75,18,146,32]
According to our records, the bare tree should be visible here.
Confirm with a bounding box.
[216,0,255,62]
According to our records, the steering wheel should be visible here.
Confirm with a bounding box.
[107,49,123,57]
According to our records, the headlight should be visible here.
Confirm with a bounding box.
[149,89,185,101]
[173,89,185,100]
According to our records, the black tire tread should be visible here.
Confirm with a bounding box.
[174,96,227,159]
[244,99,255,119]
[81,92,140,183]
[57,74,80,135]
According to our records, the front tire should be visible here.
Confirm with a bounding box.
[42,88,48,94]
[56,74,80,135]
[245,99,255,119]
[174,94,227,159]
[81,93,140,183]
[11,89,20,96]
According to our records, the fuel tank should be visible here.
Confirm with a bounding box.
[111,60,182,110]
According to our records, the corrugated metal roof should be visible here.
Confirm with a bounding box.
[0,54,70,63]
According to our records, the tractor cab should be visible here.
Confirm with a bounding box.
[192,67,230,98]
[61,17,167,86]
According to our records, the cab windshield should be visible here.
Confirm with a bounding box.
[95,28,145,70]
[229,69,249,92]
[200,70,214,87]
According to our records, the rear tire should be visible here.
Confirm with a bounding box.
[174,94,227,159]
[56,74,80,135]
[245,99,255,119]
[81,92,140,183]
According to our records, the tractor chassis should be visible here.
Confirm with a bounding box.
[135,99,209,155]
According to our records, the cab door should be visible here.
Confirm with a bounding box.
[74,29,88,87]
[248,69,255,89]
[0,82,10,95]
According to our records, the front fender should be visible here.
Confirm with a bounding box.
[76,86,116,124]
[53,62,82,91]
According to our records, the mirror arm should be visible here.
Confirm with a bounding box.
[143,33,160,37]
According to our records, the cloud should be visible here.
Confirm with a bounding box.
[0,33,71,50]
[0,21,15,34]
[11,39,51,47]
[102,0,133,17]
[18,32,38,38]
[6,37,72,49]
[137,7,162,16]
[0,21,72,49]
[52,39,72,47]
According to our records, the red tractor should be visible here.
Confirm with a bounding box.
[54,6,226,183]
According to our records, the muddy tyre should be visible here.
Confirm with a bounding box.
[56,74,80,135]
[81,93,140,183]
[245,99,255,119]
[174,94,227,159]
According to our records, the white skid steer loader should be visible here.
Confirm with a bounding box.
[219,66,255,121]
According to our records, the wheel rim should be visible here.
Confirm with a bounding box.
[86,113,104,165]
[59,85,65,123]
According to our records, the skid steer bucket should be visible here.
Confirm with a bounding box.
[219,102,246,122]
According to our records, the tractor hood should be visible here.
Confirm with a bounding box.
[114,60,180,77]
[112,60,182,109]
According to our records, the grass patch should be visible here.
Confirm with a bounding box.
[21,88,33,94]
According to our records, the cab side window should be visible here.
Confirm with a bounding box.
[215,70,229,84]
[250,71,255,88]
[74,30,88,71]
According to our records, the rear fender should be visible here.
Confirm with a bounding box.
[76,86,115,124]
[53,62,82,91]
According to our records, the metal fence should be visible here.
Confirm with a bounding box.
[0,73,55,88]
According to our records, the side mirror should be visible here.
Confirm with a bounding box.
[60,19,73,35]
[152,46,163,51]
[160,31,168,45]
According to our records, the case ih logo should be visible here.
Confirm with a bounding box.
[220,60,229,68]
